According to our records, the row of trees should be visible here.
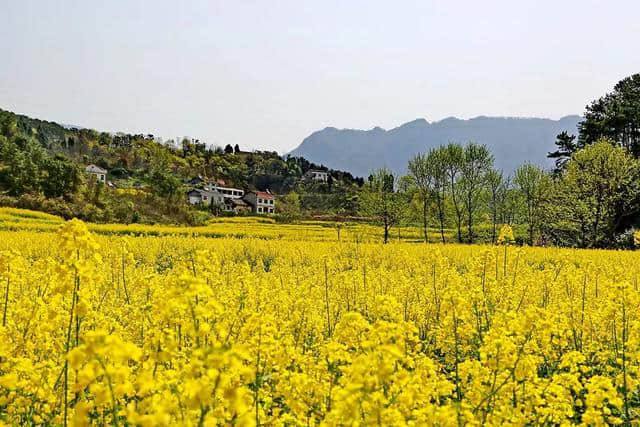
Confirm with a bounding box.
[361,73,640,247]
[361,139,640,248]
[360,142,531,244]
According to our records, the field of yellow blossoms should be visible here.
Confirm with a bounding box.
[1,210,640,425]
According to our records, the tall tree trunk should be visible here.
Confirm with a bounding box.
[438,188,446,243]
[384,221,389,244]
[491,199,497,244]
[528,202,534,245]
[422,196,428,243]
[450,175,462,243]
[593,197,602,248]
[467,193,473,244]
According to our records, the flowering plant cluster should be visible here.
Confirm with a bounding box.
[0,220,639,425]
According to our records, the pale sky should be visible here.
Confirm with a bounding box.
[1,0,639,153]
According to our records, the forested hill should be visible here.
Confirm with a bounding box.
[290,115,582,177]
[0,108,363,223]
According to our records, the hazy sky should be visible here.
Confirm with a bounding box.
[1,1,639,153]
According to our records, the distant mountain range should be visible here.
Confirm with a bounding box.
[289,115,582,177]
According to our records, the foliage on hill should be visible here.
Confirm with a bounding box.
[0,108,364,223]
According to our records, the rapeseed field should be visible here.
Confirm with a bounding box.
[0,214,639,425]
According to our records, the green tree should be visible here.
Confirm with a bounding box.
[430,147,449,243]
[460,143,493,243]
[443,143,464,242]
[559,139,640,247]
[0,137,44,195]
[359,168,406,244]
[548,131,578,174]
[407,152,434,243]
[513,163,551,245]
[498,178,520,226]
[486,169,504,243]
[149,169,183,201]
[279,191,302,220]
[578,73,640,156]
[41,154,82,198]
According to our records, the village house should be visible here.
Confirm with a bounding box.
[85,164,107,183]
[305,169,329,183]
[224,197,251,214]
[187,188,224,206]
[186,177,274,214]
[243,190,275,214]
[204,183,244,199]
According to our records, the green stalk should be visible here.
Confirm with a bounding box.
[2,267,9,327]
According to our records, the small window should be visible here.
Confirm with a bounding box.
[203,196,208,200]
[258,207,262,213]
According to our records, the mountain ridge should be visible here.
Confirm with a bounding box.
[289,115,582,176]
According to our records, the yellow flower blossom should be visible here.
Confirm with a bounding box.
[0,217,639,424]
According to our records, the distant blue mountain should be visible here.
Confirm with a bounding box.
[289,115,582,177]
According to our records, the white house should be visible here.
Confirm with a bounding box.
[305,169,329,182]
[187,188,224,206]
[243,190,275,214]
[86,164,107,183]
[205,184,244,199]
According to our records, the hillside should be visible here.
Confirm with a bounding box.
[290,115,582,176]
[0,108,363,223]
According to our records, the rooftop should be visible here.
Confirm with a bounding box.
[253,191,274,199]
[86,164,107,174]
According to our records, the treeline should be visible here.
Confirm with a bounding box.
[361,73,640,248]
[359,143,522,244]
[0,122,82,198]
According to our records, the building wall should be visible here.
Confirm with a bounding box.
[242,192,275,214]
[244,192,257,209]
[256,195,275,214]
[90,172,106,182]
